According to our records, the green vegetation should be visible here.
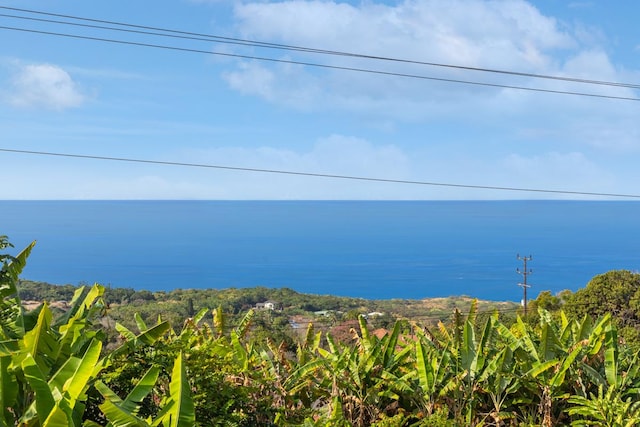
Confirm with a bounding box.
[4,235,640,426]
[18,280,518,333]
[564,270,640,346]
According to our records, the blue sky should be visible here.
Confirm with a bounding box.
[1,0,639,199]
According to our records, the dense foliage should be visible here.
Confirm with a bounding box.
[3,236,640,426]
[564,270,640,346]
[17,279,518,334]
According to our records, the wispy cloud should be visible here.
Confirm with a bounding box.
[3,132,630,200]
[220,0,639,157]
[223,0,578,113]
[7,63,86,110]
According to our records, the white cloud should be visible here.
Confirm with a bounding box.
[560,50,630,95]
[8,63,85,110]
[223,0,579,112]
[223,61,278,100]
[221,0,640,146]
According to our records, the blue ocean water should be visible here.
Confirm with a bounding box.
[2,200,639,301]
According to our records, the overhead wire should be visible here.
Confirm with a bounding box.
[5,8,635,310]
[2,25,639,102]
[1,9,639,100]
[2,7,640,198]
[2,5,640,90]
[2,147,640,199]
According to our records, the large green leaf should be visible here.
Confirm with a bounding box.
[381,320,401,368]
[604,324,618,387]
[56,285,106,361]
[56,284,104,329]
[134,313,148,333]
[116,322,136,342]
[235,308,254,339]
[1,240,36,339]
[121,366,161,416]
[162,352,195,427]
[2,240,35,292]
[21,353,56,425]
[515,316,539,364]
[191,307,208,326]
[115,323,136,342]
[538,322,561,362]
[460,319,477,379]
[473,316,494,376]
[42,403,73,427]
[110,321,170,358]
[526,360,558,378]
[95,380,125,407]
[0,340,18,357]
[63,338,102,407]
[95,366,161,426]
[136,321,171,347]
[100,398,150,427]
[0,355,17,426]
[550,341,584,389]
[357,315,372,353]
[283,359,325,394]
[415,340,435,394]
[18,304,59,375]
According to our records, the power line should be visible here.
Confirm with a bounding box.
[2,147,640,199]
[2,6,640,91]
[3,25,639,102]
[0,13,294,53]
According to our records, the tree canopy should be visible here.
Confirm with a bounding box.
[564,270,640,344]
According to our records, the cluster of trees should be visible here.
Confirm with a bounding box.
[3,235,640,426]
[518,270,640,349]
[18,280,517,337]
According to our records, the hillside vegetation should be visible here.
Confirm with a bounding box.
[17,279,519,333]
[4,235,640,426]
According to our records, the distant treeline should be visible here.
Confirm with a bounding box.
[18,279,518,328]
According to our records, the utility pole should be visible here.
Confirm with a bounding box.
[517,254,533,316]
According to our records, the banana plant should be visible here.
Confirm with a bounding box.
[96,352,195,427]
[566,315,640,426]
[108,318,172,359]
[0,240,107,426]
[302,317,414,426]
[413,325,455,417]
[91,365,161,427]
[281,324,326,418]
[435,301,507,424]
[0,285,108,426]
[514,311,588,427]
[19,337,103,426]
[568,384,640,427]
[0,237,35,340]
[478,343,520,425]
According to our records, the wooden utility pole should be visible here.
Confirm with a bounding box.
[517,254,532,316]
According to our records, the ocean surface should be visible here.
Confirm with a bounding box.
[2,200,639,301]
